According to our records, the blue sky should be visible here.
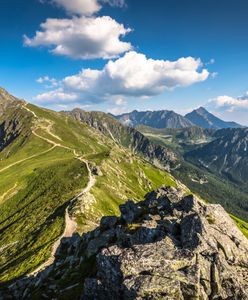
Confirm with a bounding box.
[0,0,248,124]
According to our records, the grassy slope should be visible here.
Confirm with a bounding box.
[0,103,177,282]
[231,215,248,239]
[78,147,176,232]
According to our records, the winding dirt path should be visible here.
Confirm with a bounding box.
[0,105,61,174]
[30,161,95,275]
[20,105,96,276]
[0,104,96,275]
[0,183,18,202]
[0,145,56,174]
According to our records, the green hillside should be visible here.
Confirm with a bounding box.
[0,99,176,282]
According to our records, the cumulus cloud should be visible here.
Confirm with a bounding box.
[107,106,128,115]
[35,88,78,104]
[24,16,132,60]
[34,51,209,106]
[52,0,101,16]
[51,0,125,16]
[211,72,218,79]
[36,76,59,88]
[63,51,209,96]
[209,92,248,111]
[101,0,126,8]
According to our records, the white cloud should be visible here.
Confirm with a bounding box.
[24,16,132,60]
[114,97,127,106]
[63,51,209,96]
[107,106,128,115]
[211,72,218,79]
[35,88,78,103]
[34,51,209,106]
[51,0,126,16]
[101,0,126,8]
[209,93,248,111]
[36,76,59,88]
[36,76,50,84]
[52,0,101,16]
[206,58,215,65]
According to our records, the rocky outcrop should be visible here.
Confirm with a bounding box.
[0,87,25,117]
[1,186,248,299]
[0,88,31,151]
[83,187,248,299]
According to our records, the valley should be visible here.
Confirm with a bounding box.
[138,124,248,222]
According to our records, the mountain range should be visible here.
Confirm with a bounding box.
[0,87,248,299]
[115,110,194,129]
[115,107,244,129]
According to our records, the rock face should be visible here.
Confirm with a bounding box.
[0,88,31,151]
[0,87,25,117]
[83,187,248,299]
[1,187,248,299]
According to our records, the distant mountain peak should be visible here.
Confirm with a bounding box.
[194,106,209,114]
[0,87,12,99]
[0,88,26,118]
[0,87,25,105]
[185,107,243,129]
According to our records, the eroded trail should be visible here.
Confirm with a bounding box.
[0,183,18,202]
[21,105,96,275]
[0,145,56,174]
[0,105,61,174]
[30,160,95,275]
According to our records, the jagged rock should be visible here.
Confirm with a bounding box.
[0,89,31,151]
[100,216,118,230]
[82,187,248,299]
[1,186,248,300]
[120,200,143,223]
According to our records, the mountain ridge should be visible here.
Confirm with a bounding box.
[64,108,178,170]
[114,109,195,129]
[114,107,244,130]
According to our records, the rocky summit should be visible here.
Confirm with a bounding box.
[1,186,248,300]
